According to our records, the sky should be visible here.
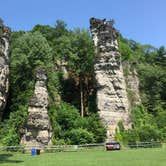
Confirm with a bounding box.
[1,0,166,48]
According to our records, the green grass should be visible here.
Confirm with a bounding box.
[0,148,166,166]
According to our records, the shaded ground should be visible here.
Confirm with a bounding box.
[0,153,23,164]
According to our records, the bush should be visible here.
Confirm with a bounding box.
[52,138,66,145]
[1,105,28,146]
[138,125,161,142]
[115,132,123,143]
[124,130,140,144]
[2,129,19,146]
[65,128,94,145]
[56,102,80,130]
[49,103,106,145]
[74,114,106,143]
[117,106,162,144]
[86,114,106,143]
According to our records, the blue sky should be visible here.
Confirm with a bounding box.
[1,0,166,47]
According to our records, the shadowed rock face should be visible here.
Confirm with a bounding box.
[0,26,10,121]
[21,68,52,147]
[90,18,131,141]
[123,62,141,108]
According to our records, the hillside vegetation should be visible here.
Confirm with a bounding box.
[0,20,166,145]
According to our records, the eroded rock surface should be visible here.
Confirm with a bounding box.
[0,26,10,120]
[21,68,52,147]
[90,18,131,141]
[123,62,141,107]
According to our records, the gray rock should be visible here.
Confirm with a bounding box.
[0,26,10,121]
[21,68,52,146]
[90,18,131,141]
[123,62,141,107]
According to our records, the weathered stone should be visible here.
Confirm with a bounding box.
[90,18,131,141]
[0,26,10,121]
[123,62,141,107]
[21,68,52,146]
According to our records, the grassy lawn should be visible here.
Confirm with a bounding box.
[0,148,166,166]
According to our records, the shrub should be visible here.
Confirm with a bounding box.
[74,114,106,143]
[65,128,94,145]
[138,125,161,142]
[86,114,106,143]
[2,129,19,146]
[56,102,80,130]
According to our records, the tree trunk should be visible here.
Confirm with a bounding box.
[80,77,84,117]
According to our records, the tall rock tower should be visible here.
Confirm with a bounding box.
[0,25,10,120]
[21,68,52,147]
[90,18,131,141]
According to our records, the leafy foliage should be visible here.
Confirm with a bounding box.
[1,31,54,145]
[117,35,166,144]
[65,128,94,145]
[49,102,106,144]
[1,19,166,145]
[138,64,166,112]
[0,18,4,36]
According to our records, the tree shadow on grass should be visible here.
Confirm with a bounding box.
[0,153,23,163]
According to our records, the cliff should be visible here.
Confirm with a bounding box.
[123,62,141,107]
[90,18,131,141]
[0,25,10,121]
[2,18,161,146]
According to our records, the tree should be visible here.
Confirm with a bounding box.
[1,31,53,145]
[0,18,4,36]
[0,18,4,27]
[54,20,68,37]
[119,40,135,61]
[32,20,68,46]
[156,46,166,66]
[68,29,95,117]
[33,23,96,117]
[11,31,52,70]
[138,64,166,112]
[10,31,53,101]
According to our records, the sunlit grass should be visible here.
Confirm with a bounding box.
[0,148,166,166]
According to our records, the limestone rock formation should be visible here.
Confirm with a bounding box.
[123,62,141,107]
[90,18,131,141]
[0,25,10,120]
[21,68,52,147]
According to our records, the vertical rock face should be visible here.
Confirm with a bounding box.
[90,18,131,141]
[123,62,141,107]
[0,26,10,120]
[21,68,52,146]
